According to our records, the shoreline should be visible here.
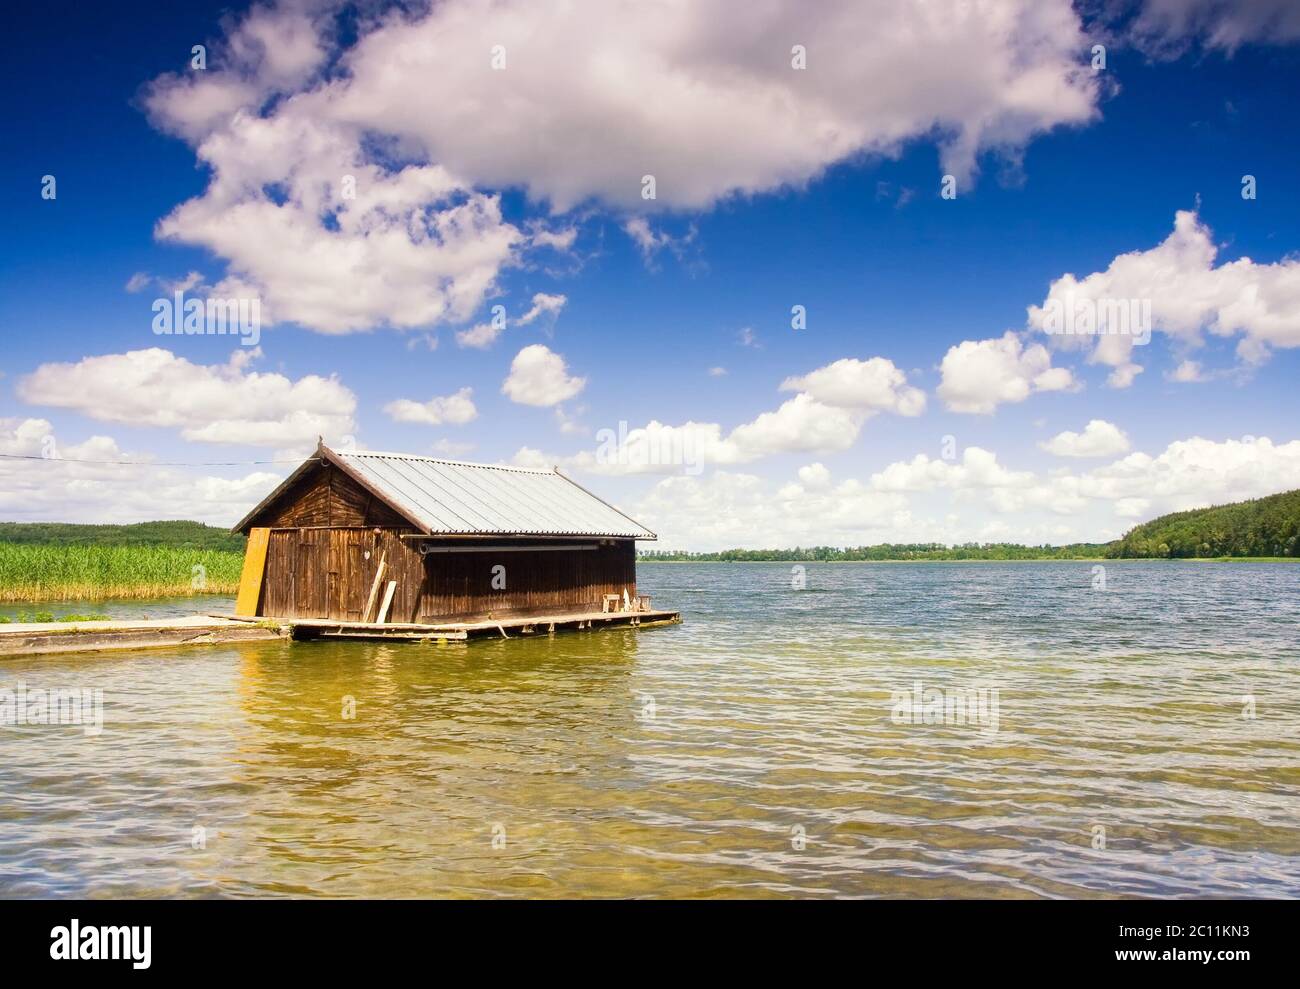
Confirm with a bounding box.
[2,558,1293,607]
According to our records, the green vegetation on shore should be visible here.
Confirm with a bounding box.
[0,520,245,552]
[1107,489,1299,558]
[0,522,245,602]
[640,488,1300,562]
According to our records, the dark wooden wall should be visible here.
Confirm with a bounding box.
[419,538,636,622]
[260,530,636,622]
[250,462,638,622]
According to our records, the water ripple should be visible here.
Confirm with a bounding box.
[1,562,1297,898]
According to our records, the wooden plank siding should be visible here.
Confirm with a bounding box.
[259,460,411,529]
[419,538,635,621]
[258,529,635,622]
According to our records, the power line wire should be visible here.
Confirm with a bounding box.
[0,453,317,468]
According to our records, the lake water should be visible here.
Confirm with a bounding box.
[1,562,1297,898]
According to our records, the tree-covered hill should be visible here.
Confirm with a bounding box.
[0,520,246,553]
[641,488,1300,561]
[1105,489,1300,559]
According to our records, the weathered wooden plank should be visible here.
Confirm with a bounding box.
[234,527,271,617]
[362,552,386,622]
[375,580,397,623]
[0,617,284,657]
[319,629,468,642]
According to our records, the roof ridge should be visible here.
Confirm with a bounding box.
[335,449,554,474]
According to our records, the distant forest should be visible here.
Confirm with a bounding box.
[640,489,1300,561]
[0,520,246,553]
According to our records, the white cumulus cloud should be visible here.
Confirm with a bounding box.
[1040,419,1131,458]
[0,417,281,526]
[140,0,1103,333]
[937,332,1077,414]
[383,387,478,426]
[331,0,1099,210]
[1028,210,1300,383]
[17,348,356,449]
[780,357,926,416]
[502,344,587,406]
[633,433,1300,549]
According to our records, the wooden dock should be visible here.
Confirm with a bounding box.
[0,608,680,657]
[278,607,682,643]
[0,615,286,657]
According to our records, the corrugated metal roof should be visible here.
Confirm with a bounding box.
[332,449,656,539]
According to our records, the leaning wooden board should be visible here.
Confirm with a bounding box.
[234,527,271,617]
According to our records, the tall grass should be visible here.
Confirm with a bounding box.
[0,542,244,602]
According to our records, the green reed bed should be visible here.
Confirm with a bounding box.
[0,542,244,602]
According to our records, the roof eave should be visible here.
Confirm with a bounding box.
[318,443,434,535]
[232,441,434,536]
[550,467,657,541]
[230,452,322,534]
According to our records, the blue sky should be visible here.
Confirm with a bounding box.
[3,0,1299,548]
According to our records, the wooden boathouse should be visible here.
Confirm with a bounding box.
[229,442,678,641]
